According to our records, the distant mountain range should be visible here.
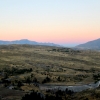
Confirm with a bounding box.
[0,39,61,47]
[75,38,100,50]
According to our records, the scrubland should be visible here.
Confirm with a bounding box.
[0,45,100,100]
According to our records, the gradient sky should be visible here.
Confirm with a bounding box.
[0,0,100,46]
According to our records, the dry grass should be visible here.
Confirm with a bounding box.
[0,45,100,100]
[0,44,100,85]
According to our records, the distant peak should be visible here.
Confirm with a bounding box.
[20,39,29,41]
[75,38,100,50]
[0,39,61,47]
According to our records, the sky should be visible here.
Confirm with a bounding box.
[0,0,100,47]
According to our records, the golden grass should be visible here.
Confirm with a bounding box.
[0,45,100,85]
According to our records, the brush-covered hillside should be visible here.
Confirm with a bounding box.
[0,45,100,100]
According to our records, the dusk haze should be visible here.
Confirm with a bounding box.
[0,0,100,46]
[1,1,100,99]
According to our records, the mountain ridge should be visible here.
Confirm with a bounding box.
[0,39,61,47]
[75,38,100,50]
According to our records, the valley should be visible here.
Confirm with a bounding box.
[0,45,100,100]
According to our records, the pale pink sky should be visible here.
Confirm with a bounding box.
[0,0,100,46]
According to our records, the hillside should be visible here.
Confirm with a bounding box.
[0,45,100,100]
[0,39,60,47]
[75,38,100,50]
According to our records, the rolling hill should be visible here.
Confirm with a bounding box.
[75,38,100,50]
[0,39,60,47]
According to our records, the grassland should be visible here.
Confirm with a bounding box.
[0,45,100,100]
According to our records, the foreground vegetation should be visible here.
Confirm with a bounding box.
[0,45,100,100]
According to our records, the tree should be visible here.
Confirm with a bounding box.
[17,81,23,87]
[42,76,51,83]
[21,90,44,100]
[57,76,61,81]
[25,76,31,85]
